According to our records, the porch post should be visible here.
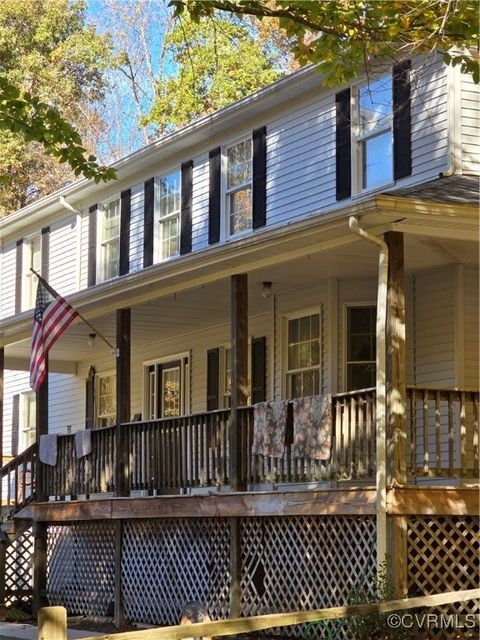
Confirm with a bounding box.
[385,231,408,598]
[230,273,248,491]
[36,356,48,502]
[115,309,131,498]
[229,273,248,620]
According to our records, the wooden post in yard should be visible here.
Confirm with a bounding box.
[0,346,4,468]
[32,521,48,616]
[229,274,248,619]
[115,309,131,498]
[36,355,49,502]
[38,606,67,640]
[385,231,408,598]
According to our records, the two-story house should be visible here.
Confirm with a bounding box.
[0,54,478,636]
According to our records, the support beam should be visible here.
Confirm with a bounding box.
[32,521,48,616]
[36,356,48,502]
[115,309,131,497]
[230,274,248,491]
[385,231,407,599]
[113,520,125,627]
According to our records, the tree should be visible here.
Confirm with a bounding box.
[0,0,115,215]
[145,13,285,134]
[171,1,480,84]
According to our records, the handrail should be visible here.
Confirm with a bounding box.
[0,442,37,520]
[0,442,37,476]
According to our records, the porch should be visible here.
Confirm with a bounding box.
[2,385,478,511]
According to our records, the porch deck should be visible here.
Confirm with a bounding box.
[1,386,478,514]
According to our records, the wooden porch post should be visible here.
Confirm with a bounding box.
[385,231,408,598]
[36,355,48,501]
[229,274,248,619]
[115,309,131,498]
[0,347,3,468]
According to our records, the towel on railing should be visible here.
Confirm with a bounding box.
[75,429,92,458]
[292,394,332,460]
[39,434,58,466]
[252,401,288,458]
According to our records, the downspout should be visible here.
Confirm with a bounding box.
[349,216,388,572]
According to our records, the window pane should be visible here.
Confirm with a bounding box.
[229,187,252,235]
[163,367,180,417]
[160,216,179,259]
[103,239,119,280]
[227,139,252,189]
[347,363,375,391]
[347,306,376,390]
[362,131,393,189]
[102,201,119,241]
[359,76,392,136]
[160,172,181,218]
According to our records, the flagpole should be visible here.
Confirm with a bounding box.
[30,268,117,355]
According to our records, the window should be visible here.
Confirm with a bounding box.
[285,313,320,398]
[223,347,232,408]
[356,75,393,190]
[157,171,181,261]
[346,305,376,391]
[96,373,116,427]
[99,199,120,281]
[225,137,252,236]
[23,234,41,310]
[21,391,36,449]
[145,356,190,419]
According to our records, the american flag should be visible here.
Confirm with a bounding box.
[30,275,79,392]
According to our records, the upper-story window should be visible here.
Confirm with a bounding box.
[346,305,376,391]
[99,199,120,282]
[156,171,181,261]
[225,136,252,236]
[285,312,320,398]
[356,75,393,190]
[23,234,41,310]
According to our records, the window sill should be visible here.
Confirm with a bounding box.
[351,180,396,200]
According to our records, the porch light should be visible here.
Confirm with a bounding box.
[87,333,97,347]
[261,281,273,298]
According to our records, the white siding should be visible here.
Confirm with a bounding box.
[460,72,480,174]
[129,183,144,273]
[0,241,16,319]
[191,153,210,252]
[49,215,78,295]
[413,265,456,386]
[463,265,479,386]
[48,374,85,434]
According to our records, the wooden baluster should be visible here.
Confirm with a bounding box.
[435,391,441,474]
[358,395,365,477]
[366,393,373,478]
[473,392,479,478]
[350,396,356,478]
[422,390,429,474]
[410,389,416,476]
[460,392,466,476]
[448,393,454,476]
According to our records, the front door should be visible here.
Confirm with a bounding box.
[147,357,189,419]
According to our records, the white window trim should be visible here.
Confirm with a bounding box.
[22,233,42,311]
[142,352,190,419]
[221,133,253,242]
[281,306,322,400]
[95,370,116,428]
[351,72,395,197]
[20,390,36,451]
[154,170,182,264]
[96,197,121,284]
[343,302,376,392]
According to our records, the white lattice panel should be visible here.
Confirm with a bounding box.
[122,518,230,625]
[47,522,115,617]
[5,527,33,605]
[241,515,376,640]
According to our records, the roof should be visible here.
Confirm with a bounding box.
[384,175,479,205]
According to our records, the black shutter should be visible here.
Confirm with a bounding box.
[41,227,50,280]
[15,239,23,314]
[180,160,193,255]
[393,60,412,180]
[143,177,155,268]
[208,147,221,244]
[252,126,267,229]
[85,366,96,429]
[206,348,220,411]
[119,188,131,276]
[87,204,97,287]
[251,337,266,404]
[11,394,19,457]
[335,89,352,201]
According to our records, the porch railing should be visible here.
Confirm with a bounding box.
[2,386,477,507]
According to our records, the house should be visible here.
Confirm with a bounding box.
[0,54,478,637]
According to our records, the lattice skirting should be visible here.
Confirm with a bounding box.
[5,527,33,605]
[407,515,480,639]
[47,521,115,617]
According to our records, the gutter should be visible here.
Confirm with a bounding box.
[349,216,388,572]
